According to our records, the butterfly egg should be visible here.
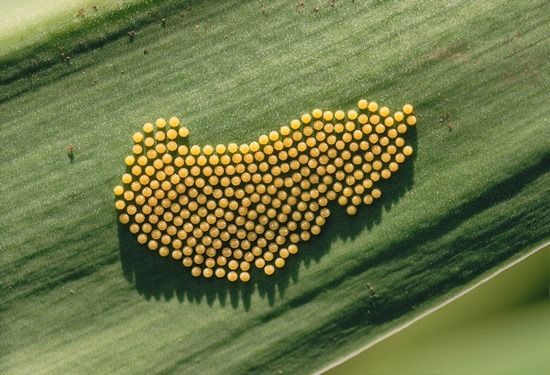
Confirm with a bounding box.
[181,257,192,267]
[363,194,374,205]
[212,268,225,278]
[239,143,250,154]
[126,204,137,217]
[165,128,177,141]
[361,124,373,136]
[147,239,159,251]
[124,155,135,167]
[358,99,368,110]
[346,206,357,215]
[155,118,166,129]
[188,145,200,156]
[224,143,237,154]
[393,111,405,122]
[355,114,368,126]
[389,162,399,172]
[191,267,202,277]
[379,106,390,117]
[143,122,154,133]
[177,145,188,156]
[179,126,190,138]
[323,111,334,122]
[267,131,279,142]
[240,261,251,272]
[113,185,124,196]
[397,123,408,134]
[263,264,275,275]
[245,141,258,153]
[403,104,414,115]
[168,116,179,127]
[395,137,405,147]
[159,246,170,257]
[403,145,414,156]
[406,115,417,126]
[372,188,382,199]
[297,113,311,125]
[368,134,379,144]
[311,108,323,119]
[118,213,130,224]
[368,102,378,113]
[347,110,358,120]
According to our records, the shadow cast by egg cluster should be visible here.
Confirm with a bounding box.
[118,127,417,310]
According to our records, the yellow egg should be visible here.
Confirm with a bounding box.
[406,115,417,126]
[379,106,390,117]
[113,185,124,196]
[274,258,285,268]
[143,123,154,133]
[258,134,269,145]
[202,268,214,278]
[191,267,202,277]
[190,145,201,156]
[227,271,238,282]
[143,137,154,148]
[239,144,250,154]
[239,272,250,282]
[394,111,404,122]
[301,113,312,124]
[118,213,130,224]
[264,264,275,275]
[169,116,180,127]
[363,195,373,205]
[132,132,144,144]
[268,131,279,142]
[358,99,368,110]
[226,143,237,153]
[334,110,346,121]
[124,155,135,166]
[323,111,334,122]
[202,145,214,155]
[179,127,189,137]
[115,200,126,210]
[290,119,301,130]
[156,118,166,129]
[347,110,358,120]
[403,145,414,156]
[403,104,414,114]
[312,109,323,119]
[280,125,291,136]
[346,206,357,215]
[165,129,177,141]
[247,141,259,152]
[368,102,378,112]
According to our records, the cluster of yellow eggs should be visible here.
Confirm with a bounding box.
[114,100,416,282]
